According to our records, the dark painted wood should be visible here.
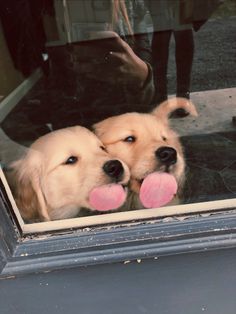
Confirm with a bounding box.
[0,248,236,314]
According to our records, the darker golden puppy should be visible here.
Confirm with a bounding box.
[94,98,197,209]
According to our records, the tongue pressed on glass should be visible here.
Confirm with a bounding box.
[89,184,127,211]
[139,172,178,209]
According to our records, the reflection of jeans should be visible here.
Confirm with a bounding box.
[152,29,194,103]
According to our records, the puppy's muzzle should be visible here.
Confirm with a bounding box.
[155,147,177,166]
[103,160,124,181]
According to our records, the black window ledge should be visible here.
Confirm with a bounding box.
[1,206,236,278]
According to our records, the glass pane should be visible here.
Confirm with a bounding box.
[0,0,235,225]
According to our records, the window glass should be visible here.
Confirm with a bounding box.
[0,0,235,229]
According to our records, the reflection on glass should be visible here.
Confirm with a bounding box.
[0,0,235,223]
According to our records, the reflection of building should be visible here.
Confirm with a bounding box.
[54,0,112,44]
[148,0,222,32]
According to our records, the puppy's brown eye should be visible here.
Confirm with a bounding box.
[124,136,136,143]
[65,156,78,165]
[100,146,107,152]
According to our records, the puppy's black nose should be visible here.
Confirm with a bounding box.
[155,147,177,165]
[103,160,124,180]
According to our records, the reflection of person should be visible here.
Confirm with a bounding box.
[148,0,223,105]
[148,0,194,104]
[1,0,155,144]
[48,0,155,130]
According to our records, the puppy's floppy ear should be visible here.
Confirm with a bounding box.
[152,97,198,123]
[8,153,50,222]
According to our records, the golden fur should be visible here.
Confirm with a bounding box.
[94,98,198,209]
[6,126,130,222]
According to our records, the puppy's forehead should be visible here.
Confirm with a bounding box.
[128,114,163,128]
[98,113,166,142]
[32,126,102,154]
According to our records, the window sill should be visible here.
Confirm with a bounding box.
[1,205,236,278]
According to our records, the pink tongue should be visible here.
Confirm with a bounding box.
[140,172,177,208]
[89,184,126,211]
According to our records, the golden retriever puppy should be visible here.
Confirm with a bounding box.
[6,126,130,222]
[94,98,197,209]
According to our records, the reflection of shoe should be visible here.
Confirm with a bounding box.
[232,116,236,126]
[170,92,191,118]
[176,91,190,99]
[169,108,190,119]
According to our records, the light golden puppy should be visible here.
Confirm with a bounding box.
[94,98,197,209]
[6,126,130,222]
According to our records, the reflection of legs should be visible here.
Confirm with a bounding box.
[174,29,194,99]
[151,30,172,104]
